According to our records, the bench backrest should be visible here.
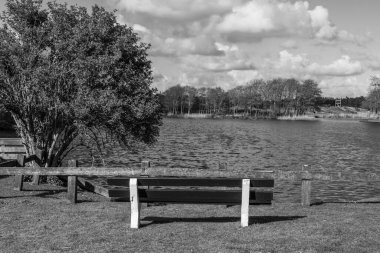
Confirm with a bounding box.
[0,138,25,160]
[107,177,274,205]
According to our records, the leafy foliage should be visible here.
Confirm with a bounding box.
[0,0,162,166]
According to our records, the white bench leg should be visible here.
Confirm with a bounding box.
[241,179,250,227]
[130,178,141,229]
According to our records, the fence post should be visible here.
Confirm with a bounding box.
[141,160,151,207]
[67,160,78,204]
[141,160,150,174]
[301,165,312,206]
[31,149,44,185]
[14,154,25,191]
[0,142,5,158]
[218,161,228,170]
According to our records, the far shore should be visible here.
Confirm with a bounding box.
[164,106,379,122]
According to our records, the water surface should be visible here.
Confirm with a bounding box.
[82,118,379,202]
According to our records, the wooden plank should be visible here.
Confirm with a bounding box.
[129,178,140,229]
[139,189,272,204]
[301,179,312,206]
[24,155,37,164]
[0,167,378,181]
[0,138,23,146]
[107,178,274,187]
[31,161,41,185]
[0,147,26,153]
[241,179,250,227]
[108,188,130,198]
[13,155,25,191]
[77,177,112,198]
[108,188,273,204]
[67,160,78,204]
[0,160,18,167]
[1,154,22,160]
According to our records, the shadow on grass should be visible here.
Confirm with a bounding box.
[141,215,306,227]
[0,189,67,199]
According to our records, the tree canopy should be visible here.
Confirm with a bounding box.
[0,0,162,166]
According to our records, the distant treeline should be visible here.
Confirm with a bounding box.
[159,78,366,117]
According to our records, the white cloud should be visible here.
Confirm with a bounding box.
[267,50,364,78]
[215,42,239,52]
[216,0,362,43]
[227,70,262,84]
[307,55,363,76]
[217,0,277,34]
[184,50,256,73]
[319,77,367,97]
[281,40,298,49]
[113,0,243,21]
[132,24,150,34]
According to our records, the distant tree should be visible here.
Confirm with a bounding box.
[163,85,185,114]
[0,0,162,166]
[184,86,197,114]
[364,76,380,113]
[296,79,322,114]
[206,87,225,113]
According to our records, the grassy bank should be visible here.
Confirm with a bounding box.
[0,176,379,252]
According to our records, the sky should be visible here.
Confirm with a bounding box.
[1,0,380,97]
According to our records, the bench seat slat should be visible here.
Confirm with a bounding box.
[109,188,273,204]
[107,178,274,188]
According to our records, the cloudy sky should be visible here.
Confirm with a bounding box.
[2,0,380,97]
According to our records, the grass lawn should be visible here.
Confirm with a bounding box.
[0,176,379,253]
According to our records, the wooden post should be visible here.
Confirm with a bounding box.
[301,165,312,206]
[31,149,44,185]
[67,160,78,204]
[301,179,312,206]
[129,178,140,229]
[0,143,5,158]
[14,154,25,191]
[241,179,250,227]
[141,160,151,207]
[218,161,228,170]
[141,160,150,174]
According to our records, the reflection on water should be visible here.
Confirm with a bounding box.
[69,118,380,202]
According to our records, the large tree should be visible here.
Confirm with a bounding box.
[0,0,162,166]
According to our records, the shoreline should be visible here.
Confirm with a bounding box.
[164,113,379,122]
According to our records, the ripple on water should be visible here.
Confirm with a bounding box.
[68,118,380,202]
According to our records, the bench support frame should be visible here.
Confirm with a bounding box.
[241,179,250,227]
[130,178,141,229]
[128,178,254,229]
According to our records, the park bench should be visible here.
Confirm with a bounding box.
[106,177,274,228]
[0,138,26,160]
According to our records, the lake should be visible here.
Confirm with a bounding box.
[74,118,379,203]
